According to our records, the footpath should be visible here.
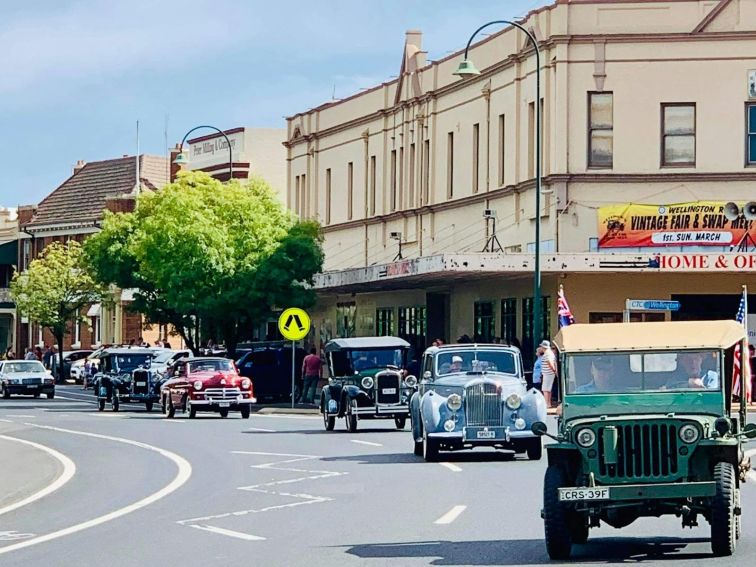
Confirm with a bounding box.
[0,435,64,512]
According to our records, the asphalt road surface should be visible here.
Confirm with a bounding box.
[0,386,755,567]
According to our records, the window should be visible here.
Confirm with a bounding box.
[337,302,356,338]
[422,139,430,205]
[376,308,394,336]
[73,319,81,347]
[294,175,300,214]
[446,132,454,199]
[474,301,495,342]
[369,156,376,216]
[347,162,354,220]
[408,143,416,207]
[501,298,517,343]
[398,306,427,353]
[300,174,306,216]
[399,146,404,209]
[390,150,397,212]
[498,114,506,185]
[325,168,332,224]
[747,105,756,165]
[662,103,696,166]
[528,102,535,178]
[588,92,613,168]
[472,123,480,193]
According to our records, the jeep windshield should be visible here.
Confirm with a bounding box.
[566,350,721,394]
[347,349,404,372]
[113,354,152,373]
[436,349,517,376]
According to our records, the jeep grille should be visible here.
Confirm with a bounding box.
[598,423,679,482]
[464,382,502,427]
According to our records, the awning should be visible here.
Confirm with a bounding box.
[87,303,101,317]
[0,240,16,265]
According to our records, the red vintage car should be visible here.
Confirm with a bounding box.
[162,357,255,418]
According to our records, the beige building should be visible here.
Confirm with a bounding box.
[286,0,756,362]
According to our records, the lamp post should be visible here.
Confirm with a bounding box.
[454,20,543,349]
[173,125,234,181]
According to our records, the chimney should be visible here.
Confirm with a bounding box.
[73,160,86,175]
[170,143,183,182]
[17,205,37,227]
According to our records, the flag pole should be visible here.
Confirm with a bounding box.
[740,285,749,425]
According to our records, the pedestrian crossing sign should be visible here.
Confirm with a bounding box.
[278,308,311,341]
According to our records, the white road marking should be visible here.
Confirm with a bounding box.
[188,525,266,541]
[0,424,192,557]
[434,505,467,525]
[162,420,185,424]
[0,419,14,423]
[245,427,276,432]
[350,439,382,447]
[52,394,95,404]
[0,435,76,517]
[0,532,35,542]
[439,462,462,473]
[251,413,319,420]
[4,415,35,418]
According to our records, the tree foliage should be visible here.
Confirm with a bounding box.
[11,240,103,376]
[85,171,324,355]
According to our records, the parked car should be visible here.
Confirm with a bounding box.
[148,348,194,393]
[161,357,255,418]
[320,337,414,432]
[533,320,756,559]
[0,360,55,399]
[56,350,93,382]
[410,343,546,462]
[236,343,306,402]
[92,348,159,411]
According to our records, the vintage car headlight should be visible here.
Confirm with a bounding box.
[575,428,596,448]
[361,376,374,389]
[447,393,462,412]
[505,393,522,410]
[404,375,418,388]
[679,424,700,444]
[193,380,203,391]
[514,417,526,430]
[444,419,456,432]
[241,378,251,389]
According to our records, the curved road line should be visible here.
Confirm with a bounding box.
[0,423,192,556]
[0,435,76,518]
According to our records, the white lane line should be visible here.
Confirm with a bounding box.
[52,394,95,403]
[434,505,467,525]
[162,420,185,424]
[4,415,35,419]
[350,439,383,447]
[0,435,76,517]
[251,414,320,420]
[439,462,462,473]
[245,427,276,433]
[0,419,14,423]
[0,424,192,557]
[189,525,266,541]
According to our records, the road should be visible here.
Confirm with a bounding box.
[0,386,755,566]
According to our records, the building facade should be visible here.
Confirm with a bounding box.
[16,154,169,354]
[286,0,756,362]
[0,208,17,353]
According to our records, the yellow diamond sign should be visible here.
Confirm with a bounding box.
[278,308,311,341]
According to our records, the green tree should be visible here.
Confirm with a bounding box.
[11,240,103,381]
[85,171,324,357]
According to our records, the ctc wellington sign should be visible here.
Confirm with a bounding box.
[625,299,681,312]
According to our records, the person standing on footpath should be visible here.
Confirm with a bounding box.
[300,348,322,405]
[43,345,53,369]
[532,344,544,391]
[540,340,558,408]
[24,347,36,361]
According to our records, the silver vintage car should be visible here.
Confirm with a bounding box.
[410,344,547,462]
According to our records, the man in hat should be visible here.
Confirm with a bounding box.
[540,340,557,407]
[576,357,618,393]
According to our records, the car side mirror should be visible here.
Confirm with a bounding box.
[742,423,756,439]
[531,421,548,436]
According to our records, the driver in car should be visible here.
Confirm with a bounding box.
[667,352,719,390]
[575,357,621,393]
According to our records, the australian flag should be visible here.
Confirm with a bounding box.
[558,285,575,329]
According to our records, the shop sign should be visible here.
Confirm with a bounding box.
[653,253,756,271]
[186,129,245,169]
[598,201,756,248]
[625,299,680,312]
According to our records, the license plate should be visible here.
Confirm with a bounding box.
[26,385,37,389]
[476,430,496,439]
[218,402,230,408]
[135,382,146,387]
[559,487,610,501]
[382,388,397,395]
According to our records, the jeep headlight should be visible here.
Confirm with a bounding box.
[193,380,203,391]
[447,393,462,412]
[505,393,522,410]
[679,424,699,444]
[575,428,596,448]
[361,376,374,389]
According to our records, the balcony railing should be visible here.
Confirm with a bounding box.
[0,288,14,305]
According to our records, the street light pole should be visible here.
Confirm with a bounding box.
[454,20,543,348]
[173,125,234,181]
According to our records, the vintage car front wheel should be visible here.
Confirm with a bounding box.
[526,438,543,461]
[240,405,251,419]
[166,396,176,418]
[323,408,335,431]
[394,417,407,430]
[145,402,153,412]
[112,395,119,412]
[98,399,105,412]
[543,465,572,560]
[422,433,439,462]
[711,461,737,556]
[219,408,229,418]
[346,400,358,432]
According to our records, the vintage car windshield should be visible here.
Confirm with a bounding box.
[566,350,721,394]
[3,361,46,373]
[113,354,152,372]
[189,359,234,373]
[436,350,517,376]
[152,351,180,364]
[347,349,404,372]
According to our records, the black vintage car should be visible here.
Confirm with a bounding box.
[320,337,416,432]
[92,348,159,412]
[236,342,306,402]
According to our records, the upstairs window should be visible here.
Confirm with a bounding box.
[661,103,696,166]
[747,104,756,165]
[588,93,613,168]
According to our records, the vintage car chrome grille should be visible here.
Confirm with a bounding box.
[464,382,502,427]
[598,423,679,481]
[204,387,241,401]
[132,370,150,394]
[375,372,401,404]
[22,378,42,385]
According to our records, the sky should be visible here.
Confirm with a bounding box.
[0,0,548,206]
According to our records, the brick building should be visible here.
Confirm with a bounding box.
[16,154,169,354]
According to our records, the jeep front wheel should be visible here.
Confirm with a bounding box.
[711,461,736,556]
[543,465,572,560]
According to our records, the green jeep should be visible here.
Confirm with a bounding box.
[532,320,756,559]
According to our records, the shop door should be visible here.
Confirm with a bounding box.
[426,293,449,345]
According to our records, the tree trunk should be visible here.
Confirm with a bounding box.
[56,333,65,384]
[222,320,239,360]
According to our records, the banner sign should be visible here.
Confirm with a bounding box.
[625,299,681,311]
[598,202,756,248]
